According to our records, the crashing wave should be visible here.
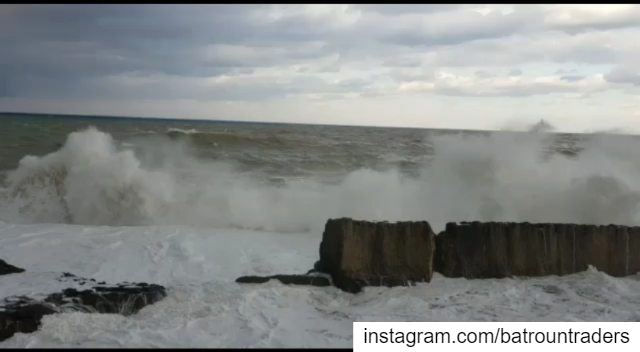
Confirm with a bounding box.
[2,127,640,232]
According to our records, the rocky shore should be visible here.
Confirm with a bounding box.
[0,265,166,342]
[237,218,640,293]
[4,217,640,341]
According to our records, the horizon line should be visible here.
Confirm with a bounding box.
[0,110,633,136]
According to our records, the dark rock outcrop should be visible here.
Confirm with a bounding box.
[235,274,331,287]
[317,218,436,293]
[436,221,640,278]
[0,273,166,342]
[43,283,167,315]
[0,297,56,341]
[0,259,24,276]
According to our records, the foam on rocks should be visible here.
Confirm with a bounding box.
[0,265,166,342]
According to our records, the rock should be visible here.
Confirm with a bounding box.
[1,274,167,341]
[0,297,57,341]
[44,283,166,315]
[435,222,640,278]
[0,259,25,276]
[318,218,436,293]
[235,274,331,287]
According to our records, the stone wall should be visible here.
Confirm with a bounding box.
[435,221,640,278]
[243,218,640,293]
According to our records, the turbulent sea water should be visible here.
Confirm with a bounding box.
[2,112,640,347]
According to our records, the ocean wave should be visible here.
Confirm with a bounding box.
[165,129,292,150]
[166,128,200,135]
[2,127,640,232]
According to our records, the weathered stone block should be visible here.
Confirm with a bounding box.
[318,218,436,293]
[436,222,640,278]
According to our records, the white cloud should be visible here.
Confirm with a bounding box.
[398,71,609,97]
[542,5,640,32]
[257,4,362,28]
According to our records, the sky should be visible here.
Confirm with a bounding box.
[1,4,640,132]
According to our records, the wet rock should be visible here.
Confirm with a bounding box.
[436,222,640,278]
[0,259,25,276]
[1,274,167,341]
[538,284,564,295]
[43,283,166,315]
[235,274,331,286]
[318,218,436,293]
[0,297,57,341]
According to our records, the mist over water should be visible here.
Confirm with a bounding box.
[2,118,640,233]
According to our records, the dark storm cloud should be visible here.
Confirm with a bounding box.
[1,4,639,105]
[0,5,341,92]
[1,5,271,75]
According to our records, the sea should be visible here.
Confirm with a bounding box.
[1,112,640,347]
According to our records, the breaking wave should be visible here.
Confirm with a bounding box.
[2,127,640,233]
[166,128,200,135]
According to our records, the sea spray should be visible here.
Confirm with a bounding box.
[2,127,640,232]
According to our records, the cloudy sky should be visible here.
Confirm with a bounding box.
[1,4,640,132]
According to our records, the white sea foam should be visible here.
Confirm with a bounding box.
[2,127,640,232]
[167,127,200,135]
[1,222,640,347]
